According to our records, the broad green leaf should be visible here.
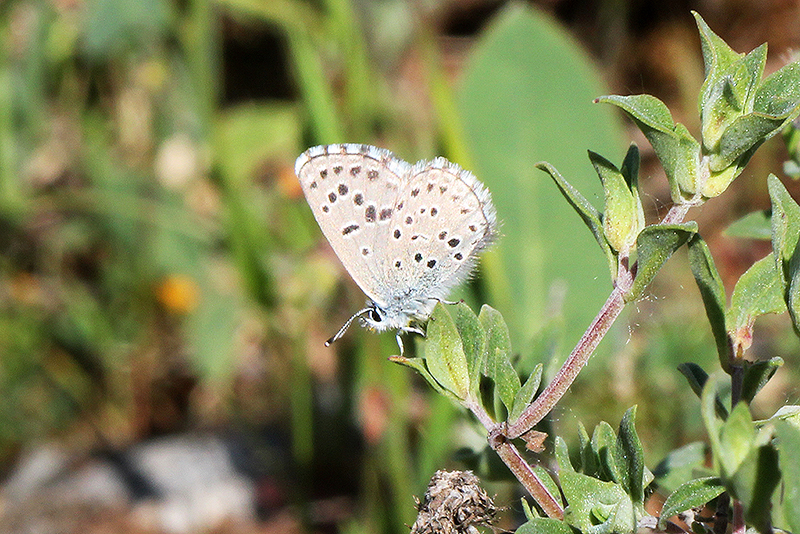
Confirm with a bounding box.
[449,302,485,399]
[768,174,800,335]
[741,357,783,404]
[478,305,520,412]
[616,406,647,505]
[657,477,725,529]
[727,254,785,333]
[724,210,771,240]
[687,234,730,372]
[560,468,634,533]
[535,161,615,278]
[459,3,624,354]
[775,420,800,532]
[423,303,471,399]
[597,94,675,133]
[509,363,542,423]
[628,223,698,301]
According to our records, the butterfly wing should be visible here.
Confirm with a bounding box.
[295,144,409,306]
[381,157,498,305]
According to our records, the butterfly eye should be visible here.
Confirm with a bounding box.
[369,309,382,322]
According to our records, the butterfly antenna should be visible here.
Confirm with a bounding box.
[325,307,373,346]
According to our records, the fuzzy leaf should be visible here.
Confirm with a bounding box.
[616,406,647,506]
[728,253,785,334]
[628,223,698,301]
[658,477,725,529]
[590,150,642,254]
[509,363,542,423]
[769,174,800,336]
[687,234,730,372]
[423,303,471,399]
[450,302,486,400]
[478,305,520,412]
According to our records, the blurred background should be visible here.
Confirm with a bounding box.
[1,0,799,532]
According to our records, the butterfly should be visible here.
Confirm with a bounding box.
[295,144,498,351]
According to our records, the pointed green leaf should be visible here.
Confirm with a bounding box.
[590,151,641,254]
[741,357,783,404]
[578,422,601,478]
[687,234,730,372]
[658,477,725,529]
[728,434,780,531]
[769,174,800,336]
[478,305,520,412]
[599,95,701,201]
[424,302,471,400]
[536,161,616,278]
[450,302,485,399]
[775,420,800,533]
[727,253,785,333]
[709,112,781,172]
[755,61,800,118]
[628,223,698,301]
[718,402,756,477]
[593,421,622,483]
[616,406,646,505]
[509,363,542,423]
[694,11,741,95]
[724,210,771,240]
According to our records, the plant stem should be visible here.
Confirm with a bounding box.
[466,400,564,519]
[504,201,691,439]
[505,280,628,439]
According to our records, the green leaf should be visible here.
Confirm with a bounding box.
[658,477,725,529]
[724,210,771,240]
[775,420,800,532]
[590,150,642,255]
[694,11,742,101]
[769,174,800,335]
[628,223,698,301]
[728,435,780,530]
[478,305,520,412]
[717,402,756,477]
[754,61,800,118]
[423,303,471,400]
[687,234,730,372]
[535,161,616,278]
[727,253,785,333]
[652,442,710,495]
[515,518,573,534]
[599,95,701,201]
[509,363,542,423]
[450,302,486,399]
[741,357,783,404]
[700,45,766,154]
[710,112,781,172]
[616,406,647,506]
[593,421,622,483]
[388,355,451,398]
[578,422,601,478]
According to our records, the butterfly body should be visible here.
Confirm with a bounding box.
[295,144,498,345]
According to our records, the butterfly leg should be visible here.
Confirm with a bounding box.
[395,332,405,356]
